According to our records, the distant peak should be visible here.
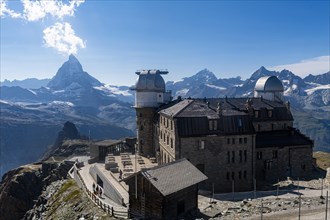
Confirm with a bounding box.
[68,54,79,63]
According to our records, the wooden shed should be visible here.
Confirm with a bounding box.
[123,158,207,219]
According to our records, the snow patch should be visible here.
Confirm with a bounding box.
[94,85,132,96]
[0,99,10,104]
[176,89,189,97]
[205,84,226,90]
[27,89,37,95]
[53,90,65,94]
[50,101,75,107]
[173,79,183,84]
[305,84,330,95]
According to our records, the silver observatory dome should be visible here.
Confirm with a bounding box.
[133,69,167,92]
[254,76,284,92]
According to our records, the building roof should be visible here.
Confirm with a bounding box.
[159,99,193,117]
[126,158,207,196]
[94,139,121,146]
[254,76,284,92]
[131,69,166,92]
[256,129,313,148]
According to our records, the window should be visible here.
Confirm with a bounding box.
[198,140,205,150]
[139,113,142,117]
[284,123,287,129]
[177,200,185,215]
[227,151,230,163]
[140,125,143,131]
[239,138,242,144]
[170,138,173,148]
[166,136,169,145]
[232,172,235,180]
[301,164,306,171]
[239,171,242,179]
[244,137,247,144]
[255,111,259,118]
[209,120,213,130]
[257,124,261,131]
[265,160,272,170]
[244,171,247,179]
[268,110,273,118]
[238,118,242,128]
[227,138,230,144]
[209,120,218,131]
[232,138,235,144]
[271,124,274,130]
[226,172,230,180]
[257,151,262,160]
[239,150,242,163]
[232,151,235,163]
[272,150,278,159]
[171,121,173,130]
[244,150,247,162]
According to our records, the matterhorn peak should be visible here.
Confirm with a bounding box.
[47,55,102,90]
[68,54,79,63]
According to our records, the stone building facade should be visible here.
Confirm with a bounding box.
[132,72,314,192]
[124,159,207,220]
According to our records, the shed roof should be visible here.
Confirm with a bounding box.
[143,159,207,196]
[125,158,207,196]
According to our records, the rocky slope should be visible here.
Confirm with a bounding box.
[0,122,100,219]
[24,179,117,220]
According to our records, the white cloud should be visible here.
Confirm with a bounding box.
[1,0,86,54]
[0,0,22,18]
[268,56,330,77]
[22,0,85,21]
[43,22,86,55]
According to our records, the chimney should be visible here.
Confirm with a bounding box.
[245,99,254,116]
[285,101,290,110]
[217,102,222,116]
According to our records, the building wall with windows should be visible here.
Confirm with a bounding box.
[178,134,255,192]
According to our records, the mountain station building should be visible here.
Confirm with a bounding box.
[131,70,314,192]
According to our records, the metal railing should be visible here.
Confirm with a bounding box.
[72,164,128,218]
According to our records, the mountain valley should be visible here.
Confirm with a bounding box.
[1,56,329,178]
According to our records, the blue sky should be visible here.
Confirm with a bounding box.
[1,0,329,86]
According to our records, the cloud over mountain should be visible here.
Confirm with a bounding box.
[43,22,86,55]
[0,0,85,55]
[268,55,330,78]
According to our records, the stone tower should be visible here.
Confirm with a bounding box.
[131,70,171,157]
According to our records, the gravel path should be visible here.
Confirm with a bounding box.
[198,178,330,219]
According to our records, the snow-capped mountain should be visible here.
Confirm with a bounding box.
[1,57,329,177]
[0,78,50,89]
[168,66,329,111]
[0,55,135,178]
[166,68,244,98]
[165,67,330,153]
[47,54,102,90]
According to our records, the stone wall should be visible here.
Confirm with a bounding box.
[159,115,176,164]
[178,134,255,192]
[255,145,313,181]
[136,108,156,157]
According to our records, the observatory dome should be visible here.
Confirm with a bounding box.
[133,70,166,92]
[254,76,284,92]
